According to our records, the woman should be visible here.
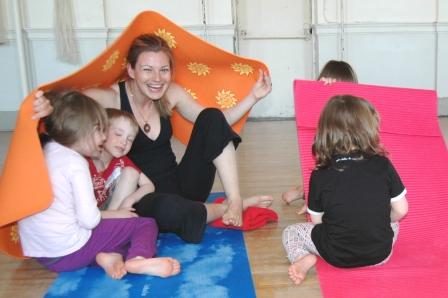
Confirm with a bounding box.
[34,34,273,243]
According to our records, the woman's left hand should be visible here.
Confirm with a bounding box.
[251,69,272,101]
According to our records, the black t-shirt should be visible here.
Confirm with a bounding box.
[308,154,406,268]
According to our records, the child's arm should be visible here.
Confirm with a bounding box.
[101,208,138,219]
[119,173,155,209]
[310,213,323,225]
[390,196,408,222]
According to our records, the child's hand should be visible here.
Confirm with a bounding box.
[319,77,337,85]
[101,208,137,219]
[117,207,138,218]
[296,204,307,215]
[120,197,136,209]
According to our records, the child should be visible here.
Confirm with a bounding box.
[18,91,180,279]
[88,108,155,216]
[282,60,358,211]
[282,95,408,285]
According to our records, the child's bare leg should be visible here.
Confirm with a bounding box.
[213,143,243,226]
[282,185,304,204]
[96,252,127,280]
[108,168,139,210]
[288,254,317,285]
[125,257,181,278]
[204,195,274,223]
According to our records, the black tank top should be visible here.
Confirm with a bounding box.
[119,81,177,186]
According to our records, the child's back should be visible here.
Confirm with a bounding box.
[309,154,404,267]
[19,141,100,257]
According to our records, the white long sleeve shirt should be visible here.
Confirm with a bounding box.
[18,141,101,257]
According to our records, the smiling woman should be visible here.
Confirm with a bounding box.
[33,33,274,244]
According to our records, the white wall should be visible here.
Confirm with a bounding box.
[1,0,447,130]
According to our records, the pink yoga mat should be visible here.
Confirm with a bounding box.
[294,80,448,298]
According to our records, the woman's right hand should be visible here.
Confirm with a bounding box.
[32,90,53,120]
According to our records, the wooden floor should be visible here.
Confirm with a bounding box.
[1,118,447,297]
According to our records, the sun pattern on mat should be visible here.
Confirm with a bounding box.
[231,63,254,76]
[102,50,120,72]
[216,89,237,108]
[187,62,211,76]
[10,224,19,244]
[121,57,128,70]
[185,88,198,100]
[155,28,177,48]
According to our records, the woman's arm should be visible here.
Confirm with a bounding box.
[83,86,120,109]
[169,69,272,125]
[222,69,272,125]
[32,85,120,119]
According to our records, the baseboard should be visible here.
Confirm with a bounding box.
[439,97,448,116]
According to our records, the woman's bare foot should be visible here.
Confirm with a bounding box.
[125,257,181,278]
[96,252,127,280]
[282,185,304,204]
[242,195,274,209]
[288,254,317,285]
[222,199,243,226]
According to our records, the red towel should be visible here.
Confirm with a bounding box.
[210,197,278,230]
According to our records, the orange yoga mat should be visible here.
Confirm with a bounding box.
[0,11,269,258]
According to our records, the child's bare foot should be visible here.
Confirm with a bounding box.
[282,185,304,204]
[125,257,181,278]
[222,199,243,226]
[96,252,127,280]
[243,195,274,209]
[288,254,317,285]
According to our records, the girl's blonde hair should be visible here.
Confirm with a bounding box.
[127,34,173,118]
[105,108,139,135]
[312,95,386,169]
[317,60,358,83]
[44,90,108,147]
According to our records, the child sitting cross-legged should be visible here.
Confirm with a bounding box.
[282,95,408,285]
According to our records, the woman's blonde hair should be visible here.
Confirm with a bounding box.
[317,60,358,83]
[44,90,108,147]
[312,95,386,168]
[127,34,173,118]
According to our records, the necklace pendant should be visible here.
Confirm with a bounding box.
[143,123,151,133]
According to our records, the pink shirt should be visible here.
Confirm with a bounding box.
[18,141,101,257]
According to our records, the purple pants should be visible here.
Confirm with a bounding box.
[37,217,158,272]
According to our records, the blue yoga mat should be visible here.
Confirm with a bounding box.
[44,193,256,298]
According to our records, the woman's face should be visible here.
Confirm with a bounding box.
[128,51,172,101]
